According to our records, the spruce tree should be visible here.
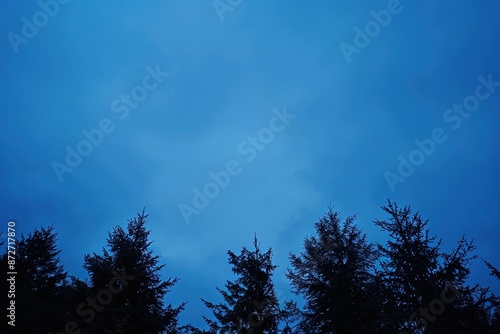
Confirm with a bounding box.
[484,260,500,331]
[202,235,289,333]
[484,260,500,281]
[375,200,493,333]
[1,225,68,334]
[83,210,185,333]
[286,208,380,333]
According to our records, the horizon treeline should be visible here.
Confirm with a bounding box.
[1,201,500,333]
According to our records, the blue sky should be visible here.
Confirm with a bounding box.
[1,0,499,329]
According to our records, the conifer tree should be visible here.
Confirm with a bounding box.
[202,236,289,333]
[83,210,185,333]
[484,260,500,281]
[287,208,381,333]
[1,225,68,334]
[484,260,500,331]
[375,200,493,333]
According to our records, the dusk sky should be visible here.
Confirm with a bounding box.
[1,0,499,329]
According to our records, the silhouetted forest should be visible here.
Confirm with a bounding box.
[1,201,499,333]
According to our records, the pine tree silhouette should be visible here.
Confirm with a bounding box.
[287,208,381,333]
[1,225,68,334]
[202,235,291,333]
[375,200,494,333]
[83,210,185,333]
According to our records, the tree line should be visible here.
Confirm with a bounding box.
[1,200,499,333]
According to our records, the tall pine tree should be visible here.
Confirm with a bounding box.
[202,235,290,333]
[1,225,68,334]
[83,210,185,333]
[375,200,494,333]
[287,208,381,333]
[484,260,500,331]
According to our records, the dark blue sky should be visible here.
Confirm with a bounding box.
[1,0,499,329]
